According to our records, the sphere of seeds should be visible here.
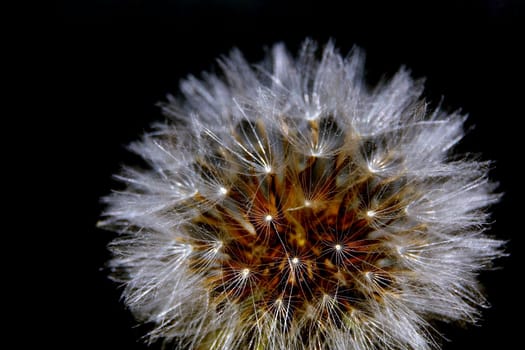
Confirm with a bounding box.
[100,40,504,350]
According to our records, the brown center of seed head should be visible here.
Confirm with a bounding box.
[186,117,410,326]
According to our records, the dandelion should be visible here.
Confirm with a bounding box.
[99,40,504,349]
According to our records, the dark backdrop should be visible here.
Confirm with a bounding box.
[53,1,523,349]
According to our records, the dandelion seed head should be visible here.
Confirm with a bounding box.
[100,40,504,350]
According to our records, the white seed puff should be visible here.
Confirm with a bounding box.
[99,40,504,350]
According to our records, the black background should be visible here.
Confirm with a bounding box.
[52,1,523,349]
